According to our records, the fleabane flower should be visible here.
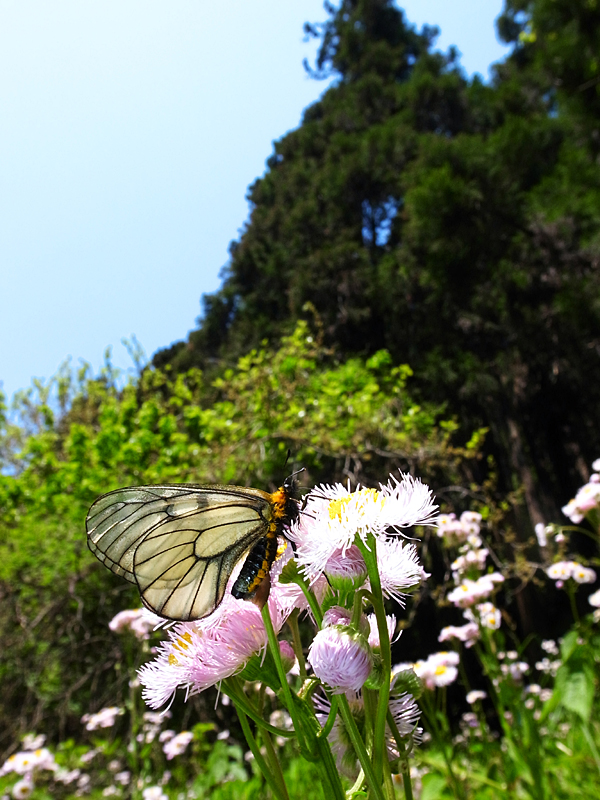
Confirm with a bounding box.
[438,622,480,648]
[367,613,397,649]
[308,626,373,694]
[546,560,596,584]
[412,652,459,690]
[81,707,123,731]
[12,777,34,799]
[375,537,427,604]
[109,608,164,640]
[162,731,193,760]
[466,690,487,704]
[314,686,422,777]
[288,474,437,584]
[588,588,600,608]
[562,481,600,523]
[322,545,368,591]
[142,787,168,800]
[139,547,304,708]
[447,573,504,608]
[1,749,57,777]
[464,602,501,630]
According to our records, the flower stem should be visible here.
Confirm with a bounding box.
[287,609,308,678]
[261,603,308,754]
[222,678,295,738]
[337,693,385,800]
[236,707,290,800]
[357,535,391,788]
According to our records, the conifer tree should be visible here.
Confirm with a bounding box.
[155,0,600,524]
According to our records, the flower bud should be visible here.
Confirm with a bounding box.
[308,626,372,694]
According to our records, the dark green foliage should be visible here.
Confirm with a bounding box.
[155,0,600,528]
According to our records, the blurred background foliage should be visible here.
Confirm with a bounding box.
[1,0,600,762]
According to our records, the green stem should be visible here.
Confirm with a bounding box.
[313,729,347,800]
[222,678,295,738]
[287,609,308,679]
[294,573,324,626]
[236,707,289,800]
[420,691,464,800]
[338,693,385,800]
[261,603,308,753]
[582,723,600,778]
[262,728,291,800]
[318,694,339,740]
[567,582,580,625]
[357,535,391,787]
[386,709,414,800]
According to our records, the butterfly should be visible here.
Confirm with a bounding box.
[86,476,300,622]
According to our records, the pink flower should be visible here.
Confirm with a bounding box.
[323,545,368,591]
[109,609,163,640]
[375,537,426,603]
[162,731,193,760]
[81,707,123,731]
[447,574,503,608]
[308,626,372,694]
[438,622,480,648]
[139,557,303,708]
[367,613,397,649]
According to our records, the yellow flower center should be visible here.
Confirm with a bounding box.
[328,489,381,521]
[168,632,193,666]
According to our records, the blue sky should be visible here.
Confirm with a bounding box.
[0,1,510,403]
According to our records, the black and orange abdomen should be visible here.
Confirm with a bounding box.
[231,482,298,601]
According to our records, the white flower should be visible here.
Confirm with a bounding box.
[162,731,193,760]
[562,481,600,523]
[289,474,437,584]
[12,778,33,799]
[534,523,547,548]
[367,613,397,649]
[142,788,168,800]
[412,652,459,690]
[447,574,503,608]
[375,537,426,603]
[438,622,480,648]
[469,602,501,630]
[81,707,123,731]
[466,690,487,704]
[21,735,45,752]
[588,588,600,608]
[109,608,163,639]
[571,564,596,584]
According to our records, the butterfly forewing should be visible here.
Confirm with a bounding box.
[86,485,274,620]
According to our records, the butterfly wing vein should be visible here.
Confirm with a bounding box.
[86,486,272,621]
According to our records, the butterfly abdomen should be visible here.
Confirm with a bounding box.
[231,484,298,600]
[231,533,278,599]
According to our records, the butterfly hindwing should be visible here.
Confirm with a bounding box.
[86,485,273,620]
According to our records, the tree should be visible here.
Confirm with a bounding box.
[154,0,600,526]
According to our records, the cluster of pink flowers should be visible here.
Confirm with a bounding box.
[81,706,124,732]
[546,560,597,587]
[447,573,504,609]
[561,458,600,523]
[0,740,59,799]
[436,511,482,546]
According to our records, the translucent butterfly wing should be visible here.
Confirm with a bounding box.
[86,485,272,621]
